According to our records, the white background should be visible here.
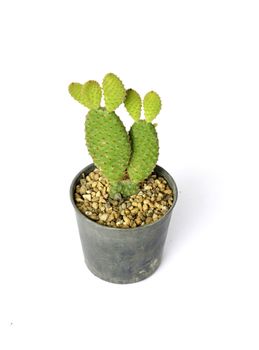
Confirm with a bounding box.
[1,0,259,349]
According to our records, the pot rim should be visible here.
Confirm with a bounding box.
[70,163,178,232]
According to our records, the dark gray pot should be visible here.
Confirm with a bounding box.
[70,164,178,284]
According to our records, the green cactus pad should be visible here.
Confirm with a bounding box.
[68,82,86,106]
[81,80,102,110]
[85,109,131,183]
[128,120,159,183]
[143,91,161,122]
[124,89,142,121]
[102,73,126,112]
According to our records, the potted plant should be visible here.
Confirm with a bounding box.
[69,73,178,283]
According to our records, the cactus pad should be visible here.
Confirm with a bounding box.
[68,82,86,106]
[81,80,102,110]
[69,81,102,109]
[128,121,159,183]
[103,73,126,112]
[85,109,131,183]
[124,89,142,121]
[143,91,161,122]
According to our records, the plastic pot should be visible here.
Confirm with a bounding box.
[70,164,178,284]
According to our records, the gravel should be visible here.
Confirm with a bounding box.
[74,168,174,228]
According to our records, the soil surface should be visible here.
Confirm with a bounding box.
[74,168,174,228]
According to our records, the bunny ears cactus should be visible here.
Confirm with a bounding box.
[68,73,162,198]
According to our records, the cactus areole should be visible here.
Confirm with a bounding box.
[68,73,162,199]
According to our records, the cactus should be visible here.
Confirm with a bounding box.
[69,80,102,109]
[143,91,161,122]
[85,109,130,183]
[109,181,139,199]
[127,120,159,183]
[125,90,160,184]
[81,81,102,110]
[124,89,142,122]
[68,73,162,198]
[69,74,130,185]
[103,73,126,112]
[69,83,86,106]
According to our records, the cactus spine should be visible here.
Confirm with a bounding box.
[69,74,162,198]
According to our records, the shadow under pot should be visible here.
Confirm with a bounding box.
[70,164,178,284]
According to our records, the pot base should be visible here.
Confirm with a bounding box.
[85,257,161,284]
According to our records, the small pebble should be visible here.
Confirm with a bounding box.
[90,214,98,221]
[143,204,149,212]
[138,203,142,210]
[131,208,139,215]
[153,214,159,221]
[123,216,131,225]
[79,186,87,195]
[156,193,164,201]
[99,213,108,221]
[146,217,152,224]
[82,194,91,201]
[75,194,84,202]
[92,202,98,210]
[135,217,142,225]
[108,213,114,222]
